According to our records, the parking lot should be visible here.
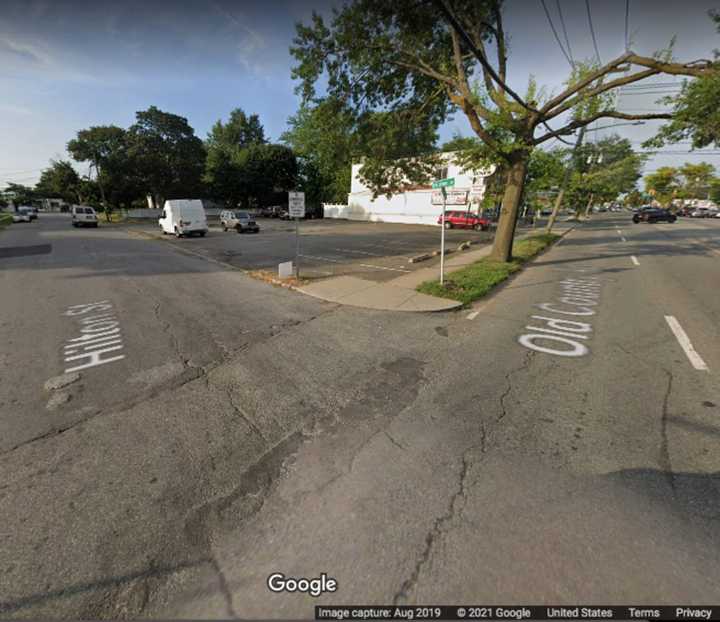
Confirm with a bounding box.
[124,216,516,282]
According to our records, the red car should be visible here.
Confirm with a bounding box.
[439,210,491,231]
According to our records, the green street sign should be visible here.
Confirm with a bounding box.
[431,177,455,189]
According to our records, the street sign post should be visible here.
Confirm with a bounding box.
[288,191,305,278]
[431,178,455,189]
[432,179,454,285]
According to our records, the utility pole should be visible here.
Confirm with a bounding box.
[545,127,585,233]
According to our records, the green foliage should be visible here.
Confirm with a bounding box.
[206,109,265,151]
[709,178,720,202]
[2,182,36,205]
[644,166,681,206]
[566,135,645,210]
[205,109,297,207]
[645,73,720,150]
[35,160,81,204]
[678,162,716,198]
[416,234,560,304]
[67,125,140,208]
[624,189,645,207]
[128,106,206,203]
[290,1,462,195]
[646,12,720,150]
[525,148,566,206]
[281,98,356,204]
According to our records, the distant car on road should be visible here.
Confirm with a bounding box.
[632,208,676,224]
[71,205,98,228]
[439,210,491,231]
[12,208,32,223]
[260,206,283,218]
[220,210,260,233]
[690,207,718,218]
[20,205,38,220]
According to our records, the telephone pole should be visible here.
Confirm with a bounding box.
[545,127,585,233]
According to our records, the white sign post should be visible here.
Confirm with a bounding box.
[431,178,454,285]
[288,191,305,278]
[440,188,446,285]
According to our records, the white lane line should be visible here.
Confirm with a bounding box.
[664,315,709,371]
[358,263,410,273]
[467,310,480,320]
[332,247,383,257]
[631,255,640,266]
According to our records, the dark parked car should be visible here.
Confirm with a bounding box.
[632,208,676,224]
[439,210,491,231]
[260,206,283,218]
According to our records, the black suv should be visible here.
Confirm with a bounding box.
[632,207,676,224]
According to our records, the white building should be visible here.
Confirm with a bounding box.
[323,152,495,226]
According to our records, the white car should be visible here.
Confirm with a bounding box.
[71,205,99,228]
[690,207,718,218]
[158,199,208,237]
[12,208,32,223]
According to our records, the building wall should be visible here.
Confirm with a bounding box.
[333,153,494,226]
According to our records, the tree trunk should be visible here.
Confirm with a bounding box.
[488,156,529,262]
[583,193,594,218]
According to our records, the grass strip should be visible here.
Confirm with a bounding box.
[416,233,561,305]
[0,213,13,231]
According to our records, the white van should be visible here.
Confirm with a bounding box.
[158,199,208,237]
[71,205,98,228]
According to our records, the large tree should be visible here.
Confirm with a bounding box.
[35,160,82,204]
[67,125,129,211]
[128,106,206,207]
[281,98,357,205]
[205,108,267,206]
[644,167,681,206]
[678,162,716,198]
[292,0,718,261]
[565,135,646,213]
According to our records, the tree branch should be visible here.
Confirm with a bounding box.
[543,68,660,121]
[491,2,507,82]
[540,51,716,116]
[533,111,672,145]
[540,52,633,114]
[447,91,501,152]
[433,0,533,112]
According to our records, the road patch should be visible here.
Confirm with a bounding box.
[0,244,52,258]
[62,300,126,373]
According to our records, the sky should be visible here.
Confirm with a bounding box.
[1,0,718,189]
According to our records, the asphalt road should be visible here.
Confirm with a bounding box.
[123,217,501,282]
[0,212,718,618]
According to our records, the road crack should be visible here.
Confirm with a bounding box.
[223,387,269,445]
[498,349,535,421]
[659,368,676,494]
[392,443,482,605]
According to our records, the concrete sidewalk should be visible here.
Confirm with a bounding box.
[298,224,575,312]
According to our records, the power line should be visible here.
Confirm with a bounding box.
[539,0,573,67]
[555,0,575,64]
[585,0,602,64]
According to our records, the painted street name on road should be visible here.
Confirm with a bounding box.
[62,300,126,373]
[518,274,602,357]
